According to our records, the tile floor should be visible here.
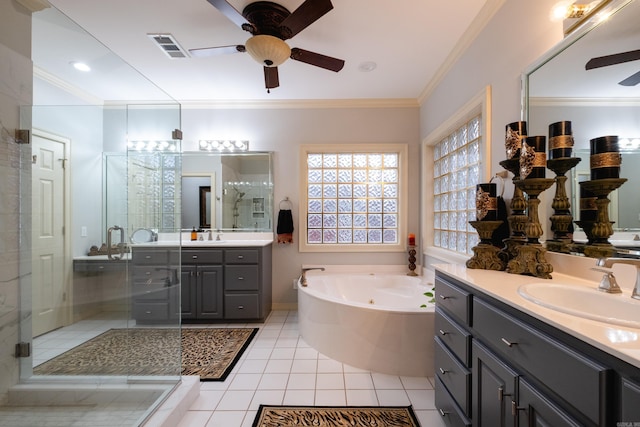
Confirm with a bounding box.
[22,310,447,427]
[176,310,447,427]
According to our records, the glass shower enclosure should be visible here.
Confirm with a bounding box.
[8,5,185,426]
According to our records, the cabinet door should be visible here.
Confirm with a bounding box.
[516,379,582,427]
[180,265,197,319]
[621,377,640,423]
[472,340,518,427]
[197,265,223,319]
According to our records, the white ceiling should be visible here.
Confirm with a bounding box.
[33,0,492,103]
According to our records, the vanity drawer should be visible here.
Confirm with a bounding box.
[435,275,472,326]
[133,286,169,300]
[473,297,610,424]
[435,337,471,417]
[132,266,173,283]
[224,249,259,264]
[132,250,168,265]
[224,293,260,319]
[225,265,259,291]
[435,307,471,367]
[181,249,223,265]
[133,302,170,322]
[435,375,471,427]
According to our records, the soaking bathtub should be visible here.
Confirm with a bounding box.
[297,265,435,377]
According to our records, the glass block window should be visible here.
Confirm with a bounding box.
[433,115,482,255]
[301,145,407,251]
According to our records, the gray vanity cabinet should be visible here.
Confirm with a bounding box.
[181,249,223,320]
[131,248,180,324]
[223,247,271,320]
[434,270,639,427]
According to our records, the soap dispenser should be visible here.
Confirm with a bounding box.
[190,227,197,241]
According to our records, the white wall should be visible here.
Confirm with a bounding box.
[182,107,421,306]
[420,0,565,265]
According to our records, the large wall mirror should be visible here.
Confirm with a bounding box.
[181,152,273,232]
[524,0,640,243]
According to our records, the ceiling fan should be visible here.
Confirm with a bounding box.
[190,0,345,92]
[585,49,640,86]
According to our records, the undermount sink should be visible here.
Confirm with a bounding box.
[518,282,640,329]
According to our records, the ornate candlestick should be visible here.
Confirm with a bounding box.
[407,246,418,276]
[499,158,528,260]
[506,178,555,279]
[546,158,581,253]
[579,178,627,258]
[466,221,507,271]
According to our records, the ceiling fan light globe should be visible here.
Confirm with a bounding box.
[245,35,291,67]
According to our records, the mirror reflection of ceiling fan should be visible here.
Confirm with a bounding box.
[190,0,345,92]
[585,49,640,86]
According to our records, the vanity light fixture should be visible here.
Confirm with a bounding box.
[127,140,180,152]
[551,0,613,35]
[199,140,250,152]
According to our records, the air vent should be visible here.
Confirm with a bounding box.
[148,33,190,59]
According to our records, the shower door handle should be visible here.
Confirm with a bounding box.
[107,225,125,260]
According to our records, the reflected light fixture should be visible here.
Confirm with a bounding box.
[619,138,640,151]
[199,140,250,152]
[245,35,291,67]
[127,140,180,152]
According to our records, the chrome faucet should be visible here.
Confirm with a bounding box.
[596,257,640,299]
[299,267,325,287]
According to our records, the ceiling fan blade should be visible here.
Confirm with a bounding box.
[280,0,333,39]
[206,0,247,28]
[188,45,246,58]
[619,70,640,86]
[264,66,279,90]
[585,49,640,70]
[290,48,344,72]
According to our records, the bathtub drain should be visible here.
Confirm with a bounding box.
[369,299,374,304]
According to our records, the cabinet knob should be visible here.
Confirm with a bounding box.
[439,368,448,375]
[192,255,198,259]
[438,408,449,417]
[98,266,104,270]
[439,294,450,300]
[501,337,517,347]
[237,276,244,280]
[237,255,244,259]
[438,329,448,336]
[238,305,244,309]
[145,311,152,314]
[498,386,512,402]
[145,255,151,259]
[511,400,526,416]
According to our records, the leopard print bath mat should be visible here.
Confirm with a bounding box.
[252,405,420,427]
[34,327,258,381]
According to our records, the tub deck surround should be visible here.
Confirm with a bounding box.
[298,266,435,377]
[433,264,640,368]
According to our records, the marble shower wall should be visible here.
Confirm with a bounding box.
[0,36,33,402]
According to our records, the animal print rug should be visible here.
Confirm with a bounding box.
[252,405,420,427]
[33,327,258,381]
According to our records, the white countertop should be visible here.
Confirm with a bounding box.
[137,239,274,248]
[434,264,640,369]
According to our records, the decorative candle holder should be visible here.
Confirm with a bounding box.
[407,245,418,276]
[466,221,507,271]
[506,178,555,279]
[546,157,581,253]
[579,178,627,258]
[499,158,528,260]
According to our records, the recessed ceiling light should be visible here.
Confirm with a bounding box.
[358,61,377,72]
[70,61,91,72]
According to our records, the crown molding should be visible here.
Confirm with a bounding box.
[177,98,419,110]
[34,66,104,105]
[529,97,640,107]
[417,0,507,105]
[16,0,50,13]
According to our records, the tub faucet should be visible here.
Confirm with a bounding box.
[300,267,325,287]
[596,257,640,299]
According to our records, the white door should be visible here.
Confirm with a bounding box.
[32,132,68,337]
